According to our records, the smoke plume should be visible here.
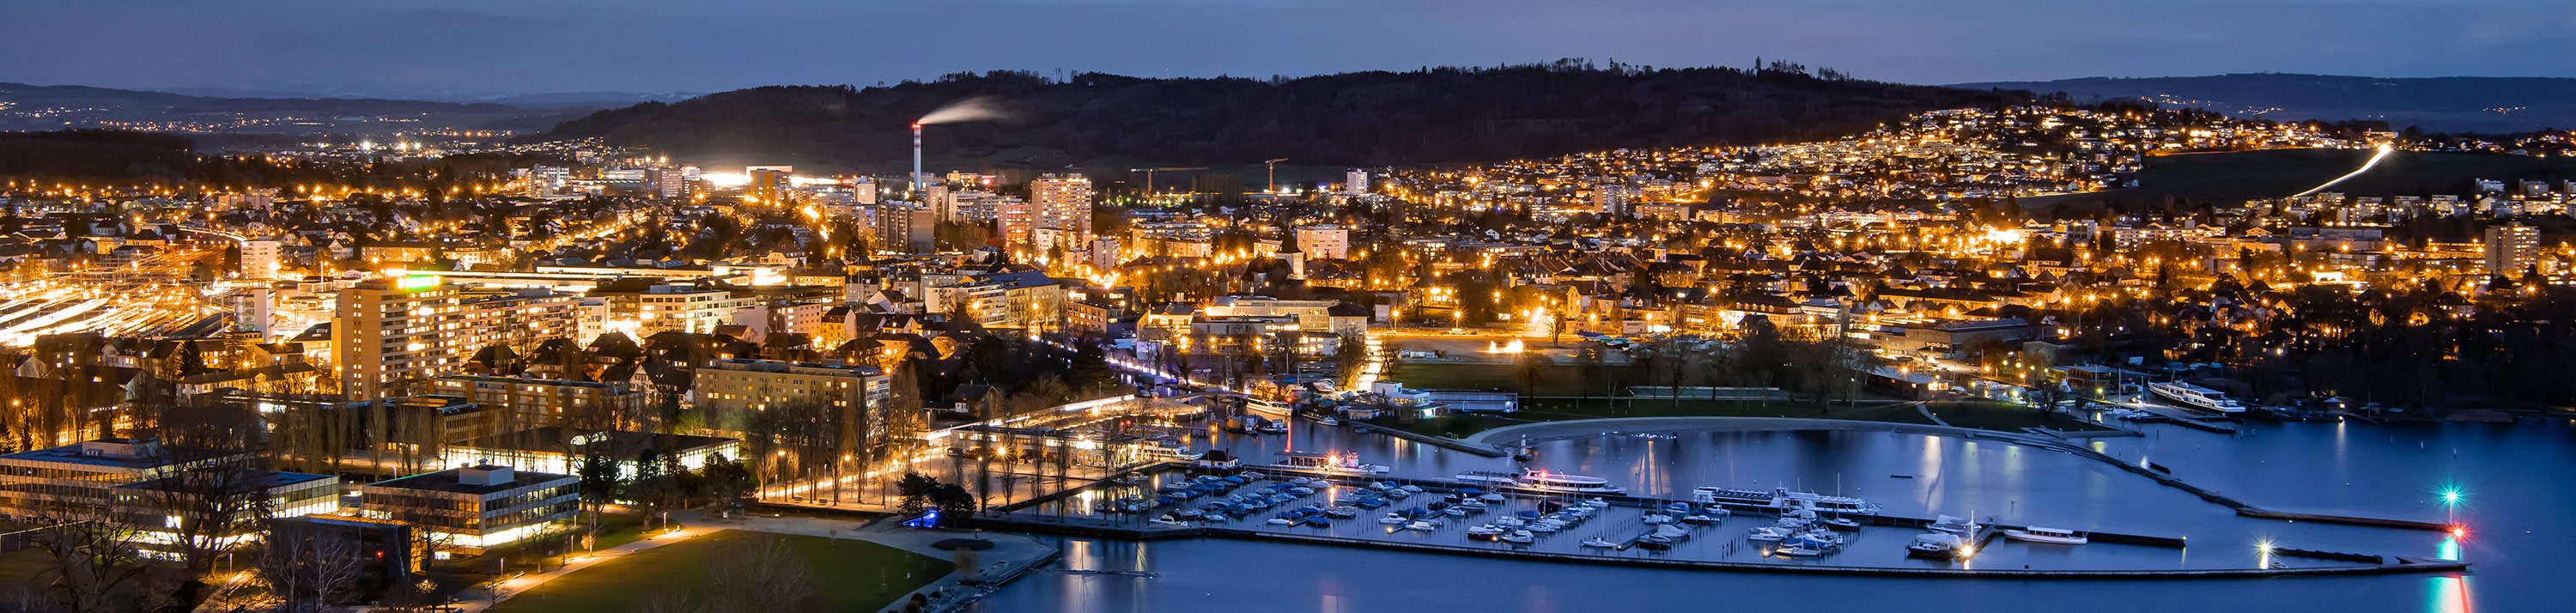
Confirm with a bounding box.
[917,95,1009,124]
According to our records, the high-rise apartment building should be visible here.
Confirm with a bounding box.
[1345,170,1370,195]
[2484,222,2540,276]
[1294,225,1350,260]
[334,276,463,401]
[1027,173,1093,248]
[241,238,281,280]
[336,278,584,401]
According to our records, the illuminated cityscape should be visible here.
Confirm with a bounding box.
[0,3,2567,613]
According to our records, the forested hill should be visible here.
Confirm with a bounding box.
[530,64,2037,169]
[1953,74,2576,134]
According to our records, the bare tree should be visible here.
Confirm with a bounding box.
[27,511,149,613]
[254,531,365,613]
[146,406,275,577]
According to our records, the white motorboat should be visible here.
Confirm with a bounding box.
[2002,526,2089,545]
[1466,525,1503,539]
[1821,518,1862,530]
[1406,519,1441,531]
[1650,525,1691,542]
[2150,381,2248,414]
[1379,514,1409,525]
[1443,507,1469,517]
[1747,526,1794,542]
[1581,537,1619,549]
[1909,532,1969,558]
[1681,514,1721,525]
[1499,530,1534,544]
[1266,518,1294,525]
[1641,513,1675,525]
[1773,544,1827,557]
[1495,517,1527,528]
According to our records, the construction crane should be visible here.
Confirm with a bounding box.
[1128,167,1207,197]
[1262,158,1289,194]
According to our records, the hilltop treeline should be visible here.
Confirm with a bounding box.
[0,130,565,197]
[532,60,2038,167]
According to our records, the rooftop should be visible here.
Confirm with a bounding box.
[366,464,574,495]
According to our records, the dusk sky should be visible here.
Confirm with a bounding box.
[7,0,2573,100]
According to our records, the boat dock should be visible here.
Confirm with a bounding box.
[972,462,2456,579]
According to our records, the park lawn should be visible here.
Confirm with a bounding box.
[486,531,949,613]
[0,548,46,593]
[1385,362,1609,397]
[1924,401,2118,433]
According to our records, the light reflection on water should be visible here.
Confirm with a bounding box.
[971,418,2565,612]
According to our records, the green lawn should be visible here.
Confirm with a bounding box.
[1924,401,2118,433]
[0,548,47,593]
[486,531,949,613]
[1385,361,1610,397]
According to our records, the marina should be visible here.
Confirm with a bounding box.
[979,447,2449,577]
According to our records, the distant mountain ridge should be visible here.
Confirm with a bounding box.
[1953,74,2576,133]
[526,64,2033,171]
[0,82,612,137]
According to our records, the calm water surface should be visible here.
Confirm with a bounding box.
[969,417,2569,612]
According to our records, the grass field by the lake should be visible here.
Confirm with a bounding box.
[485,531,949,613]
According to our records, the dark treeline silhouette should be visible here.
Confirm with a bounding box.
[0,130,564,197]
[530,60,2038,167]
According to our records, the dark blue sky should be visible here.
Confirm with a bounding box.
[6,0,2571,100]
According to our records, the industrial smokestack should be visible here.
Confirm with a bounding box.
[911,122,924,192]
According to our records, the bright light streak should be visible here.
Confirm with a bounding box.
[2291,143,2393,197]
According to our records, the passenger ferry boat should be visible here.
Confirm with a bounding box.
[2149,381,2247,414]
[1692,486,1883,515]
[1455,469,1626,495]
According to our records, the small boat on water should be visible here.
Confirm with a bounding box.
[1773,544,1827,557]
[1466,525,1502,539]
[1499,530,1535,544]
[1478,493,1508,503]
[1928,515,1976,535]
[1581,537,1619,549]
[1747,526,1794,542]
[1909,532,1970,559]
[1821,518,1862,530]
[2002,526,2089,545]
[1641,513,1675,525]
[1406,519,1442,531]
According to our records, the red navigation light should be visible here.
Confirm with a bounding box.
[2449,525,2468,539]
